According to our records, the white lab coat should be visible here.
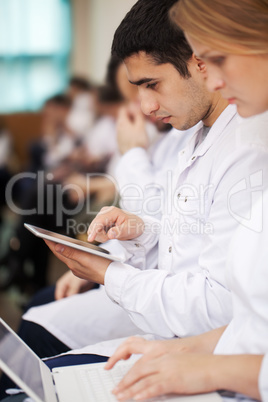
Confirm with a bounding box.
[105,106,246,338]
[116,125,199,218]
[104,106,268,338]
[213,111,268,355]
[116,125,197,270]
[66,93,95,139]
[43,133,75,169]
[208,110,268,401]
[35,111,268,402]
[84,116,165,178]
[23,126,196,349]
[24,106,268,362]
[85,116,118,177]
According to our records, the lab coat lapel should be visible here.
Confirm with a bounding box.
[175,105,237,181]
[174,123,203,182]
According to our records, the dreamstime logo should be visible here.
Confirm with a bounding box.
[227,170,263,232]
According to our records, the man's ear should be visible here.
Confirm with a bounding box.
[192,54,207,74]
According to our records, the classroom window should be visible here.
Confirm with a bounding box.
[0,0,72,113]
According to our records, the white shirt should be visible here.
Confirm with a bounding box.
[84,116,119,177]
[66,93,95,139]
[23,124,195,349]
[104,105,268,338]
[208,110,268,401]
[85,116,117,160]
[43,133,74,169]
[214,111,268,356]
[116,125,199,218]
[115,125,197,270]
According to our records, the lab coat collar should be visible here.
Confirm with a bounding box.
[178,104,237,171]
[177,122,203,162]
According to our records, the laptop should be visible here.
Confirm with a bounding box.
[0,319,222,402]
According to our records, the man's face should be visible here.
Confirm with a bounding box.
[124,52,212,130]
[42,103,69,127]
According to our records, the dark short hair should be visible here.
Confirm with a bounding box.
[112,0,193,78]
[45,94,72,108]
[96,85,123,104]
[105,55,123,89]
[69,76,93,91]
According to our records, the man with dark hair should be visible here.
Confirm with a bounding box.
[112,0,192,78]
[110,0,214,132]
[10,0,268,380]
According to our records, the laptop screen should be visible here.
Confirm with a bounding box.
[0,321,45,400]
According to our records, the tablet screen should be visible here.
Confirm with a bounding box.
[26,225,109,254]
[24,223,125,262]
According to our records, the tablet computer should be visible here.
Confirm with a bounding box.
[24,223,123,262]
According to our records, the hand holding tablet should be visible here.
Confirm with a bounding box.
[24,223,123,263]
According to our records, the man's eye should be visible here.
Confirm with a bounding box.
[146,83,157,89]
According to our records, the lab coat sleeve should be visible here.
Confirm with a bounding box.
[214,189,268,356]
[104,142,268,338]
[259,354,268,402]
[105,262,223,337]
[116,147,162,218]
[103,215,160,270]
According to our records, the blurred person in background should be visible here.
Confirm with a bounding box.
[1,55,176,366]
[0,58,133,294]
[27,0,268,384]
[63,55,167,222]
[66,76,96,141]
[27,94,73,175]
[0,94,76,293]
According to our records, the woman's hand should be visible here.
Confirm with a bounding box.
[106,337,188,371]
[111,352,218,401]
[105,336,263,402]
[106,327,227,370]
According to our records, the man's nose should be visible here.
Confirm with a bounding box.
[139,91,159,116]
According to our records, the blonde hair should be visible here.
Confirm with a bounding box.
[172,0,268,55]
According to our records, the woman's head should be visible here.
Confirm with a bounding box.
[173,0,268,55]
[172,0,268,116]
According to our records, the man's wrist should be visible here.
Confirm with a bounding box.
[98,260,112,285]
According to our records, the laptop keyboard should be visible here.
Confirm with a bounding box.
[76,363,129,401]
[76,363,169,401]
